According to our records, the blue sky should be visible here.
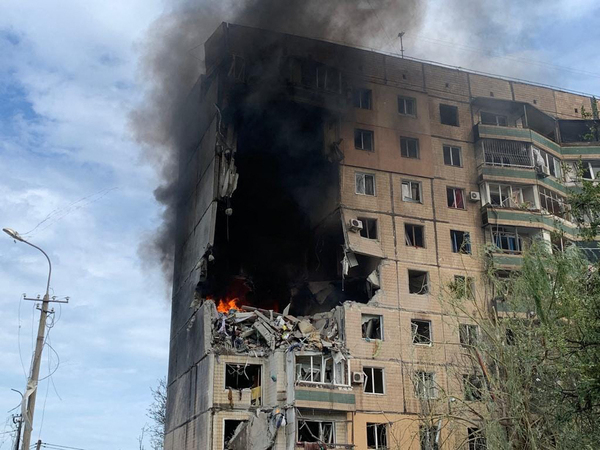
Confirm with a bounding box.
[1,1,600,449]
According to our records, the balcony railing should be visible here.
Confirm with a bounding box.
[482,139,533,168]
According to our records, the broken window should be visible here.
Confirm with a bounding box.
[463,374,484,401]
[225,364,261,391]
[400,137,420,158]
[578,160,600,180]
[411,319,432,345]
[454,276,475,300]
[402,180,422,203]
[224,419,246,449]
[440,104,459,126]
[443,145,462,167]
[362,314,383,340]
[227,55,246,82]
[356,172,376,196]
[446,187,465,209]
[414,371,436,399]
[295,353,348,386]
[539,187,568,218]
[353,88,372,110]
[492,227,523,253]
[398,96,416,116]
[408,270,429,295]
[355,129,374,151]
[358,217,378,239]
[405,224,425,248]
[316,65,341,92]
[450,230,471,254]
[363,367,385,394]
[298,420,335,444]
[467,428,487,450]
[367,423,388,449]
[488,183,524,208]
[483,139,532,167]
[420,424,439,450]
[459,323,479,347]
[481,111,508,126]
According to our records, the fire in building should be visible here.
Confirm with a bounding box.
[164,23,600,450]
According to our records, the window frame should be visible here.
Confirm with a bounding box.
[420,424,440,450]
[297,420,335,445]
[408,270,429,295]
[366,423,389,449]
[405,223,425,248]
[414,371,437,399]
[459,323,479,347]
[467,427,487,450]
[398,95,417,117]
[463,374,484,402]
[295,352,350,387]
[224,363,262,391]
[447,187,466,209]
[358,217,378,240]
[440,103,460,127]
[362,314,384,340]
[401,180,422,203]
[450,230,471,254]
[353,88,373,110]
[480,111,508,127]
[411,319,432,345]
[443,144,462,167]
[354,128,374,151]
[363,366,385,394]
[400,136,420,159]
[454,276,475,300]
[355,172,376,196]
[223,419,248,449]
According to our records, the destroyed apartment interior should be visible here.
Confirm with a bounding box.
[164,23,600,450]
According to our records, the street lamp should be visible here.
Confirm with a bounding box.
[398,31,405,58]
[3,228,52,450]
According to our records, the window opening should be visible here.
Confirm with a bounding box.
[358,217,378,239]
[409,270,429,294]
[447,187,465,209]
[482,139,532,167]
[459,324,479,347]
[539,187,568,218]
[398,96,416,116]
[463,374,484,401]
[488,183,523,208]
[467,428,487,450]
[492,227,523,253]
[295,354,348,386]
[402,180,422,202]
[405,224,425,248]
[224,419,246,449]
[298,420,335,444]
[443,145,462,167]
[440,104,459,126]
[225,364,261,391]
[420,425,439,450]
[454,276,475,300]
[401,137,420,158]
[450,230,471,254]
[353,88,372,110]
[363,367,385,394]
[362,314,383,340]
[414,371,436,398]
[481,111,507,126]
[356,173,376,196]
[367,423,388,449]
[355,129,374,151]
[412,320,432,345]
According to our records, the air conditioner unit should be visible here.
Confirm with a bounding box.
[469,191,481,202]
[537,165,550,177]
[349,219,363,232]
[352,371,365,384]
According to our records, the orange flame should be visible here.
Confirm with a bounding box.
[216,297,241,313]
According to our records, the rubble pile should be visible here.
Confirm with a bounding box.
[211,303,346,355]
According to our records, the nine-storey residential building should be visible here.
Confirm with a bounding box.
[165,23,600,450]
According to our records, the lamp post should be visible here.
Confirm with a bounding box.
[3,228,52,450]
[398,31,405,58]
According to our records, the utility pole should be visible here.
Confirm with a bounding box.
[398,31,405,58]
[35,440,42,450]
[3,228,68,450]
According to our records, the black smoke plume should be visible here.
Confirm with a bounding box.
[132,0,424,281]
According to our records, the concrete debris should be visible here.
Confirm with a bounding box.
[212,304,346,356]
[228,408,287,450]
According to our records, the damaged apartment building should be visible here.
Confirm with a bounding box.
[165,23,600,449]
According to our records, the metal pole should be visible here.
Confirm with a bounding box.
[17,240,52,450]
[13,416,22,450]
[35,440,42,450]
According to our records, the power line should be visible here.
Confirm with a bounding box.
[42,443,88,450]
